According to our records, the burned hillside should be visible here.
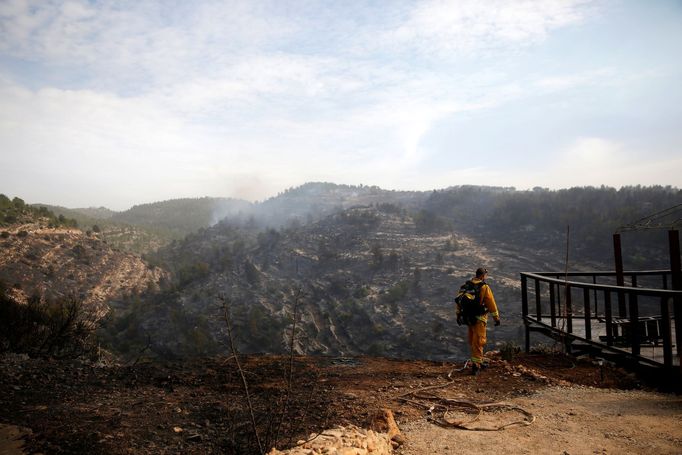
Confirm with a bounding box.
[110,204,564,361]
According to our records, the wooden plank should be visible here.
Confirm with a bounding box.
[613,233,627,317]
[669,230,682,373]
[550,282,557,328]
[521,274,530,353]
[604,290,613,347]
[629,290,640,356]
[566,284,573,334]
[535,278,542,321]
[583,287,591,340]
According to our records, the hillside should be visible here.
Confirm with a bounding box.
[6,184,679,362]
[0,219,167,318]
[27,183,680,266]
[254,182,429,227]
[111,204,572,360]
[35,204,116,222]
[112,197,253,235]
[424,185,682,267]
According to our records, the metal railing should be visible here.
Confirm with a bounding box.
[521,270,682,369]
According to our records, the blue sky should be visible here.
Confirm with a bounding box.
[0,0,681,210]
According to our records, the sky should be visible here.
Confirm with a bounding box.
[0,0,681,210]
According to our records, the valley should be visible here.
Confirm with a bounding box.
[3,183,680,362]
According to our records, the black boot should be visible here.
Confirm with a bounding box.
[470,363,480,376]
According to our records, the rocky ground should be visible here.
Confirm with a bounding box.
[0,223,166,316]
[2,351,678,454]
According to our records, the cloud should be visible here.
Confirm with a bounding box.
[377,0,595,57]
[4,0,677,209]
[0,78,209,208]
[535,68,613,91]
[0,0,298,91]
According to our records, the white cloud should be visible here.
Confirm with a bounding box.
[2,0,678,209]
[0,0,298,90]
[535,68,613,91]
[378,0,595,56]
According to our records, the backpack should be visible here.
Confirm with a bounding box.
[455,280,486,325]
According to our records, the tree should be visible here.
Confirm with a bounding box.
[11,197,25,209]
[371,244,383,269]
[0,194,10,209]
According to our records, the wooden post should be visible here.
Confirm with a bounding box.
[522,274,530,353]
[668,230,682,370]
[550,283,557,328]
[613,233,626,317]
[661,294,673,368]
[630,274,639,353]
[583,287,591,340]
[592,274,598,316]
[535,278,542,322]
[604,290,613,346]
[566,285,573,334]
[629,290,640,356]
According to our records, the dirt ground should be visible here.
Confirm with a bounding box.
[0,352,679,454]
[398,387,682,455]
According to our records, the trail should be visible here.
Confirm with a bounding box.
[398,386,682,454]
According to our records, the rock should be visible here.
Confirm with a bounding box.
[370,409,401,441]
[268,425,393,455]
[391,434,406,446]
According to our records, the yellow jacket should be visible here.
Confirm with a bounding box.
[457,278,500,323]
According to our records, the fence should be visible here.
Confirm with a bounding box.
[521,270,682,370]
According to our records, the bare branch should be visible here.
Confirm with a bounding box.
[219,293,264,455]
[274,285,305,446]
[128,332,152,367]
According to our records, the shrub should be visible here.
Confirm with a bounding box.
[176,261,211,286]
[243,260,260,285]
[0,294,100,358]
[500,341,521,361]
[353,286,369,298]
[382,281,409,304]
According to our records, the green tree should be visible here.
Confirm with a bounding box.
[11,197,25,209]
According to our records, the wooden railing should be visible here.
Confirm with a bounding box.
[521,270,682,369]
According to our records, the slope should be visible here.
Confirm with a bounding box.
[0,217,167,319]
[118,204,566,361]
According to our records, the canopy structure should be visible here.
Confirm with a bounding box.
[611,204,682,375]
[616,203,682,233]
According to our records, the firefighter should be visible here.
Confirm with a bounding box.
[456,267,501,375]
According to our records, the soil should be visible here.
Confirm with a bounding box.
[398,387,682,455]
[0,352,679,454]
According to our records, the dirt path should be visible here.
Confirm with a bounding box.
[398,386,682,455]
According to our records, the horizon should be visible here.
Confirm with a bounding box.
[3,180,679,212]
[1,1,681,210]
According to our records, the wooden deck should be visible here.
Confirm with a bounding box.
[525,315,679,367]
[521,270,682,377]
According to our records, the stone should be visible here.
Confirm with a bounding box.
[268,425,393,455]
